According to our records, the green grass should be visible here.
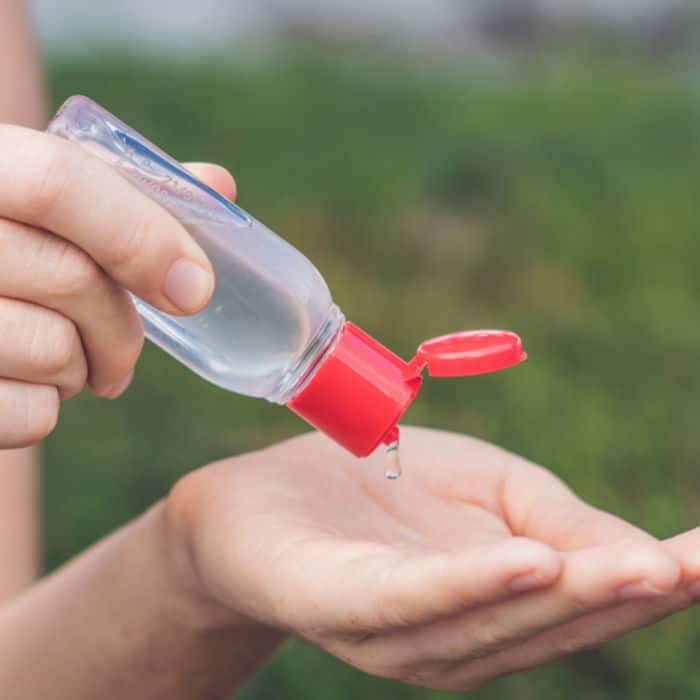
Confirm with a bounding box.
[44,50,700,698]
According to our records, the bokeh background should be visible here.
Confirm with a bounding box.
[34,1,700,697]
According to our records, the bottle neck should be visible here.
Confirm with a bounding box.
[267,304,345,405]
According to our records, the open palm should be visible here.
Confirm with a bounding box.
[172,427,698,692]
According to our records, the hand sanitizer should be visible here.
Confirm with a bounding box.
[48,96,527,462]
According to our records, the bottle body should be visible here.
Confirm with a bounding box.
[49,97,344,403]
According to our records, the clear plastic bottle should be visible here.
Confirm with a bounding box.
[48,96,526,459]
[49,96,344,404]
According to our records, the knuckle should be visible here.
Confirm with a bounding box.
[51,242,102,299]
[61,379,86,402]
[101,213,154,281]
[31,142,78,221]
[61,352,88,400]
[29,315,78,377]
[90,330,143,397]
[122,319,145,367]
[97,290,144,368]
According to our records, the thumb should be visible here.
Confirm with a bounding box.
[184,162,237,201]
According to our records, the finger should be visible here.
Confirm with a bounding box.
[502,460,660,550]
[0,219,143,396]
[269,535,562,634]
[0,125,214,315]
[398,428,659,551]
[0,298,86,399]
[446,591,692,692]
[0,379,59,448]
[356,539,679,671]
[184,163,237,201]
[441,529,700,690]
[665,525,700,586]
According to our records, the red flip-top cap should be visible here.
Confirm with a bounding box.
[288,323,526,458]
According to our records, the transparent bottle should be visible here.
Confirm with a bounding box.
[49,96,343,405]
[48,96,526,459]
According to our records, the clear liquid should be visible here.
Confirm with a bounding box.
[384,440,402,480]
[137,222,331,396]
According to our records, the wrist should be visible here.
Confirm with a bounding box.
[0,494,285,699]
[136,499,285,691]
[159,475,285,643]
[151,496,273,636]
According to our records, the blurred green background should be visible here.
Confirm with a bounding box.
[44,48,700,698]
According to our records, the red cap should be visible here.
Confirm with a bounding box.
[288,323,527,458]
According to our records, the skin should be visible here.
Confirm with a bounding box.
[1,0,700,697]
[0,0,47,601]
[0,125,235,444]
[0,447,39,601]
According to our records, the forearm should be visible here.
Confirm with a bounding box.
[0,449,39,601]
[0,0,46,127]
[0,503,282,699]
[0,0,47,600]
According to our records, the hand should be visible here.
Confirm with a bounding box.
[165,427,698,692]
[0,125,235,448]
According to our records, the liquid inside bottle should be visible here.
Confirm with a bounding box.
[134,215,344,401]
[49,96,344,403]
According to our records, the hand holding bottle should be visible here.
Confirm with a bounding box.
[0,123,234,447]
[162,427,700,693]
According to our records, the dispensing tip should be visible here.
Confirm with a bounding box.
[382,425,400,447]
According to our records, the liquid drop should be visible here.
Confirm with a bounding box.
[384,440,402,480]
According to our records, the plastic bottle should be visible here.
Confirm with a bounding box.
[48,96,527,458]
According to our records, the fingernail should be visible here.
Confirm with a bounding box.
[103,371,134,400]
[509,573,551,593]
[617,581,666,601]
[164,259,214,313]
[686,580,700,599]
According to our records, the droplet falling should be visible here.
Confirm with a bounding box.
[384,440,402,480]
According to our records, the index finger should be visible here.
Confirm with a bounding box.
[0,125,214,315]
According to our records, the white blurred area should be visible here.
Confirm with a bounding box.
[30,0,697,55]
